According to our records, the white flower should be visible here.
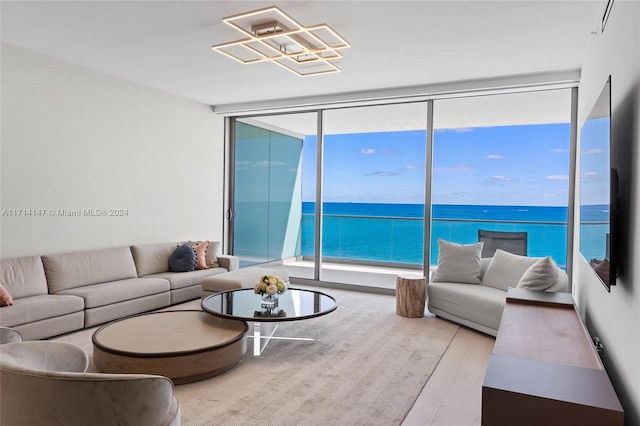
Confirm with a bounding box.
[255,275,286,295]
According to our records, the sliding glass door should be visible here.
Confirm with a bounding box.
[228,88,575,288]
[319,103,428,287]
[233,119,304,266]
[431,89,573,268]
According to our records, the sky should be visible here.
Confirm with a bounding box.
[579,117,611,206]
[301,123,577,206]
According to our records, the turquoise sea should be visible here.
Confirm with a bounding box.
[301,202,609,268]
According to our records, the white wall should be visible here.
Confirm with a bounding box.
[574,2,639,424]
[0,43,226,257]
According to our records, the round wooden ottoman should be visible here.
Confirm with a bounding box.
[92,310,248,384]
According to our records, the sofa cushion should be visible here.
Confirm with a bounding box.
[432,239,484,285]
[43,247,138,293]
[56,278,170,309]
[0,284,14,306]
[147,268,228,290]
[169,245,197,273]
[427,281,506,331]
[481,249,540,291]
[0,256,49,299]
[517,256,559,291]
[0,294,84,328]
[130,242,180,277]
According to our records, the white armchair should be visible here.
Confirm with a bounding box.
[0,341,180,426]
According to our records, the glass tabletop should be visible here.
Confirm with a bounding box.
[201,288,338,322]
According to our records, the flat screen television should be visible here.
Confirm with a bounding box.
[579,76,617,291]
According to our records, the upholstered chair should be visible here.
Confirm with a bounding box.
[0,341,181,426]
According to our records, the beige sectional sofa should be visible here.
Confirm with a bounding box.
[0,242,238,340]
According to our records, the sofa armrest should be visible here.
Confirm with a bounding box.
[217,255,239,272]
[0,327,23,344]
[0,341,89,373]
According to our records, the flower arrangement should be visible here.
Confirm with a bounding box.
[254,274,286,296]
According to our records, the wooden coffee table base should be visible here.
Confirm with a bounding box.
[92,310,248,384]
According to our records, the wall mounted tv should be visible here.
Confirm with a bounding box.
[579,76,618,291]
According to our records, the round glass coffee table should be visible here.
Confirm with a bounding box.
[202,288,338,355]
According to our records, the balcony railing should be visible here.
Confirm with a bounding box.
[301,213,572,268]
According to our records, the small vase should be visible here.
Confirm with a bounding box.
[261,292,279,308]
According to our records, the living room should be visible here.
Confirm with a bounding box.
[1,1,638,425]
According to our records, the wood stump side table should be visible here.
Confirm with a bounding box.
[396,275,426,318]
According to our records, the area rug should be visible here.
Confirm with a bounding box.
[52,287,460,426]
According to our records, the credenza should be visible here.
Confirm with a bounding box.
[481,288,624,425]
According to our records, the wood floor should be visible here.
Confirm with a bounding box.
[402,323,495,426]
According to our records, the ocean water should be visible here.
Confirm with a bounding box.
[301,202,608,268]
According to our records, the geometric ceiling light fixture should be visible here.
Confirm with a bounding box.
[211,5,350,77]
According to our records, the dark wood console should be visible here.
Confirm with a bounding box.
[481,288,623,425]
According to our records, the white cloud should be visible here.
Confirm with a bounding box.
[405,164,422,169]
[365,171,401,176]
[485,154,505,160]
[551,148,570,153]
[545,175,569,181]
[255,160,286,167]
[434,127,475,133]
[361,148,376,155]
[583,148,603,155]
[490,175,511,182]
[582,171,601,179]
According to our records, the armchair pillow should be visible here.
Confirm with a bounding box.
[517,256,559,291]
[481,249,540,291]
[432,239,484,284]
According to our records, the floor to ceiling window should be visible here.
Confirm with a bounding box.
[431,89,573,268]
[318,103,427,287]
[229,87,576,289]
[233,119,305,266]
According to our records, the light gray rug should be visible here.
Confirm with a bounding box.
[53,287,459,425]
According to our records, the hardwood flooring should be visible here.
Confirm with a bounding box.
[402,324,495,426]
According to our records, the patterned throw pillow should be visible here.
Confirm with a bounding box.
[0,283,14,306]
[169,244,197,272]
[193,241,209,270]
[189,240,220,268]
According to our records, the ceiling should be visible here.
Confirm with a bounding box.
[1,1,602,110]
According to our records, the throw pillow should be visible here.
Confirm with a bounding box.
[188,240,220,268]
[431,239,484,284]
[193,241,209,270]
[481,249,541,291]
[0,283,14,306]
[206,241,220,268]
[517,256,559,291]
[169,244,197,273]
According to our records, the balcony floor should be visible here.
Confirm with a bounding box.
[255,257,430,293]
